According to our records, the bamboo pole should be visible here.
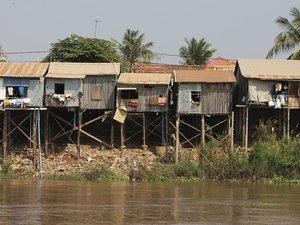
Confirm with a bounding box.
[3,111,7,160]
[287,108,290,139]
[143,113,146,150]
[201,114,205,148]
[120,123,124,157]
[111,118,114,147]
[33,111,37,173]
[44,110,49,157]
[231,111,234,150]
[245,106,249,149]
[77,110,82,159]
[175,114,180,164]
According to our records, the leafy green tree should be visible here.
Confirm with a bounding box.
[267,7,300,60]
[179,38,216,65]
[43,34,121,62]
[113,29,154,72]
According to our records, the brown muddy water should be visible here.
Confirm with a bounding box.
[0,179,299,225]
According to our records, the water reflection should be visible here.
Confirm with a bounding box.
[0,179,299,224]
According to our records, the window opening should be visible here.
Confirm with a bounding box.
[120,89,138,99]
[191,91,201,104]
[55,83,65,94]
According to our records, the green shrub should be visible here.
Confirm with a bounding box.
[1,160,12,175]
[172,160,201,178]
[83,165,124,181]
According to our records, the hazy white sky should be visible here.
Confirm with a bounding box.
[0,0,299,63]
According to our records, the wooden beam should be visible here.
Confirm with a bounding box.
[143,113,146,150]
[3,111,7,160]
[33,111,37,173]
[80,129,112,149]
[201,114,205,148]
[245,106,249,149]
[231,111,234,150]
[287,108,290,139]
[44,110,49,157]
[175,115,180,164]
[10,119,34,144]
[165,111,169,146]
[77,109,82,159]
[110,118,114,147]
[120,123,124,157]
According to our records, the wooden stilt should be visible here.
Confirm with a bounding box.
[283,109,287,137]
[231,111,234,150]
[287,108,290,139]
[77,110,82,159]
[110,118,114,148]
[44,110,49,157]
[3,111,8,160]
[165,111,169,146]
[7,111,11,147]
[33,111,37,173]
[120,123,124,157]
[201,114,205,148]
[242,107,245,147]
[278,110,282,137]
[245,106,249,149]
[143,113,146,150]
[175,114,180,164]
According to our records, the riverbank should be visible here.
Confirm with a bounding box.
[1,135,300,184]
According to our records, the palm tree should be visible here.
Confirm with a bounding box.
[113,29,154,72]
[179,38,216,65]
[267,7,300,60]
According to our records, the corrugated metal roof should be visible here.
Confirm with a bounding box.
[46,62,120,79]
[134,63,204,73]
[0,62,49,77]
[237,59,300,80]
[175,70,236,83]
[118,73,172,85]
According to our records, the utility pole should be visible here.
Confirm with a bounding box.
[94,19,100,38]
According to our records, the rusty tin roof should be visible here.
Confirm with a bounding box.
[175,70,236,83]
[0,62,49,77]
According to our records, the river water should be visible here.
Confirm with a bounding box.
[0,179,299,225]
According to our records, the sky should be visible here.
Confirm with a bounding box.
[0,0,299,64]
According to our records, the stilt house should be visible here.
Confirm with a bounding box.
[0,62,49,108]
[117,73,172,112]
[173,69,236,163]
[45,62,120,109]
[234,59,300,147]
[174,70,236,115]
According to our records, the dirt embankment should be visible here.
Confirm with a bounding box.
[1,144,164,178]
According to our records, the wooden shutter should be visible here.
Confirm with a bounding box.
[91,86,102,100]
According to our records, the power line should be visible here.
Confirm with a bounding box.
[2,50,237,61]
[4,50,49,55]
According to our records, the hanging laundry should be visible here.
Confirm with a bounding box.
[18,87,25,96]
[275,83,282,93]
[8,87,14,96]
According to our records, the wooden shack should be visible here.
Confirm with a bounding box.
[234,59,300,148]
[44,62,120,157]
[173,70,236,163]
[117,73,171,112]
[116,72,172,149]
[0,62,48,108]
[45,62,119,109]
[0,62,49,166]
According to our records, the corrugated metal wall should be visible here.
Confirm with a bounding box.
[45,78,82,107]
[0,77,44,107]
[83,75,116,110]
[28,78,44,107]
[177,83,232,115]
[118,84,169,112]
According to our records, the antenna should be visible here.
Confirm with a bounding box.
[94,19,100,38]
